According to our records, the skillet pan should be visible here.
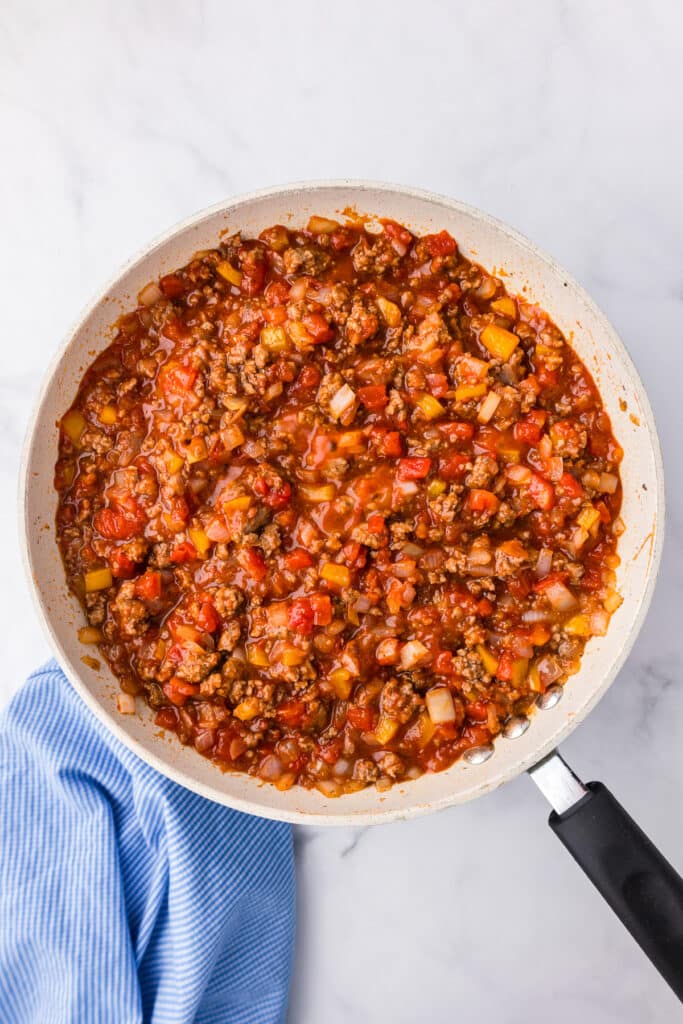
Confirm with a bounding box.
[19,181,682,997]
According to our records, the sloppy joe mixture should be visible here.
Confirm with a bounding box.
[55,214,623,794]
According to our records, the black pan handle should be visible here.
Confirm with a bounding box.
[529,753,683,1000]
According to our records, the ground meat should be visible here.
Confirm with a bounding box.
[111,581,148,638]
[352,758,380,783]
[282,244,331,277]
[380,678,420,723]
[466,455,498,489]
[351,235,401,275]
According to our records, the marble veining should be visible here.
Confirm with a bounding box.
[2,1,682,1020]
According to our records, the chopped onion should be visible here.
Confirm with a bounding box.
[590,610,610,636]
[599,472,619,494]
[329,383,357,420]
[535,547,553,578]
[265,382,284,402]
[353,595,372,614]
[507,464,532,484]
[206,516,231,542]
[521,609,551,623]
[477,390,501,424]
[514,641,534,659]
[392,559,416,579]
[426,687,456,724]
[547,456,564,482]
[288,277,310,301]
[582,469,601,490]
[394,479,419,499]
[333,759,351,777]
[402,542,424,557]
[400,640,430,670]
[389,238,408,257]
[194,729,216,754]
[316,778,343,797]
[117,692,136,715]
[474,276,497,300]
[539,434,553,458]
[544,580,578,612]
[139,281,163,306]
[567,525,589,556]
[537,655,562,686]
[468,545,492,566]
[258,755,283,781]
[364,219,384,235]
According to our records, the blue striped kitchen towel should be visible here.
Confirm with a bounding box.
[0,661,295,1024]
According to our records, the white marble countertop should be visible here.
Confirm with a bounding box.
[2,1,682,1020]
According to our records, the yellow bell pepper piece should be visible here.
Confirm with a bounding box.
[233,697,261,721]
[376,296,402,327]
[246,642,270,667]
[99,404,118,425]
[84,567,113,592]
[374,714,399,745]
[455,382,488,402]
[480,324,520,361]
[62,409,86,446]
[329,668,353,700]
[490,297,517,319]
[260,325,289,351]
[216,261,243,287]
[188,526,212,556]
[416,393,446,420]
[565,614,591,637]
[477,644,499,675]
[320,563,351,588]
[577,506,601,532]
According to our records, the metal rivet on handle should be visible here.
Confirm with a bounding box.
[537,684,564,710]
[502,714,530,739]
[463,744,495,765]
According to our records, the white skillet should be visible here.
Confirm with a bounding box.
[19,182,682,997]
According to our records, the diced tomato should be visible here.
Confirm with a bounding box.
[154,707,178,730]
[556,472,584,500]
[514,410,546,445]
[537,366,559,389]
[288,597,315,636]
[197,598,220,633]
[466,700,489,722]
[439,452,470,479]
[358,385,389,410]
[284,548,314,571]
[134,570,161,601]
[397,456,431,480]
[383,220,413,247]
[166,495,191,533]
[238,547,267,581]
[163,679,199,706]
[302,312,334,343]
[330,228,355,250]
[253,475,292,508]
[433,651,454,675]
[477,597,494,615]
[342,540,367,570]
[158,361,197,399]
[495,653,514,681]
[291,364,321,397]
[109,548,136,578]
[467,489,499,513]
[595,499,611,524]
[423,230,457,257]
[276,699,306,727]
[533,571,569,593]
[347,705,376,732]
[438,420,476,442]
[264,280,290,305]
[507,573,532,600]
[528,473,555,511]
[372,428,403,458]
[367,514,386,534]
[159,273,186,299]
[94,502,146,541]
[317,736,344,764]
[581,568,603,592]
[170,540,197,563]
[161,317,190,343]
[426,373,449,397]
[309,593,333,626]
[263,305,287,325]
